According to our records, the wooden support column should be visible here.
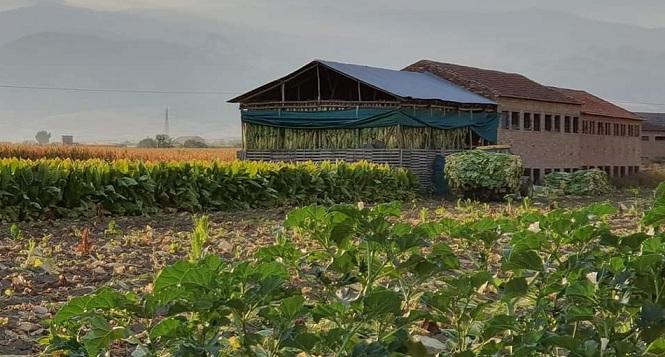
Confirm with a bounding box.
[316,64,321,102]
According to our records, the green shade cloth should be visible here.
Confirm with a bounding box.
[242,108,498,142]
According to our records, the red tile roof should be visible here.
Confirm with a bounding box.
[403,60,580,104]
[549,87,641,121]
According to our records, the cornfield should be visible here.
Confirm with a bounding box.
[0,144,239,162]
[244,124,471,150]
[0,158,417,221]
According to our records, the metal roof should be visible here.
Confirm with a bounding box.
[228,60,496,106]
[319,60,496,105]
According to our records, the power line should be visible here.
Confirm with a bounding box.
[0,84,242,95]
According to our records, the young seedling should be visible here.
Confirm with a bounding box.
[9,224,22,241]
[189,215,209,262]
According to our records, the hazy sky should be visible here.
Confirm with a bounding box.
[1,0,664,142]
[3,0,665,28]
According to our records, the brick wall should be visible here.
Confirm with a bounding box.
[497,98,581,182]
[579,114,641,173]
[641,130,665,164]
[496,97,641,182]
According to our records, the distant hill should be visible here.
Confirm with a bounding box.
[1,3,664,141]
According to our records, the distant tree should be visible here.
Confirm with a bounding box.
[35,130,51,145]
[137,137,158,148]
[183,139,208,148]
[155,134,174,148]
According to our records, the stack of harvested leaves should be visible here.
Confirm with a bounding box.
[545,169,614,196]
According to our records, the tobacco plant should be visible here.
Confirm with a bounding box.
[43,184,665,356]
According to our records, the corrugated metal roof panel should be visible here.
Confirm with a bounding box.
[319,60,496,105]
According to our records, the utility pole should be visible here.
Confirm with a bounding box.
[164,107,170,136]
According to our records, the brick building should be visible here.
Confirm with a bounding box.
[550,88,642,177]
[403,60,642,182]
[637,112,665,165]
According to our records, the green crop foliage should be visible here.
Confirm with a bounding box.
[545,169,614,196]
[0,158,417,221]
[244,123,471,150]
[444,150,523,201]
[42,183,665,356]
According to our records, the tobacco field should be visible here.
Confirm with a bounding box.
[0,188,660,356]
[0,159,416,221]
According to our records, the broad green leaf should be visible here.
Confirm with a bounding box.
[502,277,528,301]
[503,250,543,271]
[149,317,184,340]
[364,289,402,317]
[280,295,305,320]
[483,314,516,339]
[82,316,125,356]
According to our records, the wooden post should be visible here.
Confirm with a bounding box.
[241,121,246,153]
[316,64,321,102]
[357,81,362,101]
[281,82,285,104]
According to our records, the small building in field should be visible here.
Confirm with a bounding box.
[403,60,642,181]
[636,112,665,165]
[228,60,499,187]
[61,135,74,145]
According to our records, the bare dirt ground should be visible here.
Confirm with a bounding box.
[0,192,649,355]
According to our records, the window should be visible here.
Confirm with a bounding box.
[523,113,532,130]
[656,136,665,141]
[511,112,520,130]
[621,124,626,136]
[502,111,510,129]
[605,123,611,136]
[534,114,541,131]
[598,122,604,135]
[635,125,641,137]
[554,115,561,131]
[589,121,595,135]
[564,116,571,133]
[614,123,620,136]
[582,120,588,134]
[628,125,633,137]
[573,117,579,133]
[545,115,553,131]
[643,136,650,141]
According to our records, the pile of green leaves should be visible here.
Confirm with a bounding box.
[43,184,665,356]
[545,169,614,196]
[444,150,523,201]
[0,158,416,221]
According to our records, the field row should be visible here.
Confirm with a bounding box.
[13,189,664,356]
[0,144,239,162]
[0,158,416,221]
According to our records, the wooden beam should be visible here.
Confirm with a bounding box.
[281,82,285,104]
[316,64,321,101]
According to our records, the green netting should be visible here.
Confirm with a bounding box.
[241,108,498,143]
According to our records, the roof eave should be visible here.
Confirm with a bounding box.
[499,94,581,106]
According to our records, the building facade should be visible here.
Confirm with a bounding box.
[637,113,665,165]
[404,60,642,182]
